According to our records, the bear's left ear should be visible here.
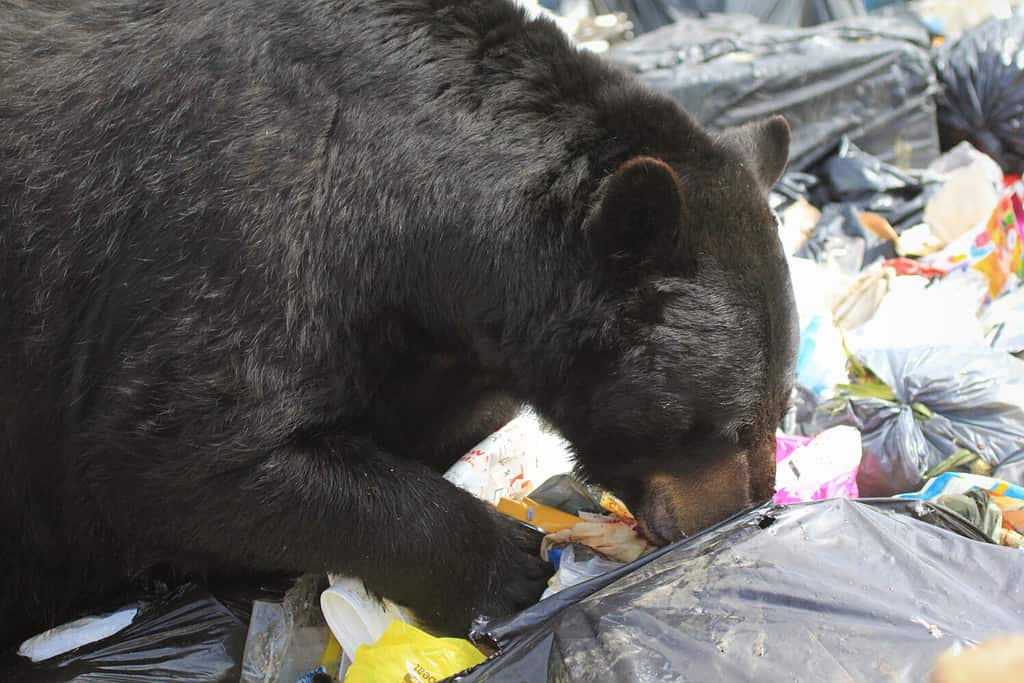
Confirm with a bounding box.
[584,156,684,267]
[719,115,791,189]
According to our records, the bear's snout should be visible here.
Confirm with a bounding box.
[636,439,777,544]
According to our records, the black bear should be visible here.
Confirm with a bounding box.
[0,0,797,649]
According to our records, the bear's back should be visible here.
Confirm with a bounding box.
[0,0,679,349]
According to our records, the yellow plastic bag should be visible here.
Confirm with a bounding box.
[344,621,485,683]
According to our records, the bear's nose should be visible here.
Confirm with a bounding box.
[638,446,770,542]
[635,494,686,547]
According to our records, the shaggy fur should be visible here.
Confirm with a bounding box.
[0,0,798,648]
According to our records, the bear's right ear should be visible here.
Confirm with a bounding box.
[718,115,791,189]
[584,156,684,269]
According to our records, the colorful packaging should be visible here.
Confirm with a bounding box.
[773,427,861,504]
[896,471,1024,502]
[926,181,1024,300]
[775,434,812,463]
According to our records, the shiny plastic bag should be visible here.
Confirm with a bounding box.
[814,139,941,232]
[539,543,625,599]
[453,498,1023,682]
[607,16,941,171]
[1,584,248,683]
[818,346,1024,497]
[935,16,1024,175]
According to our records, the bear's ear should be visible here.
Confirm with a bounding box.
[584,156,684,267]
[719,115,791,189]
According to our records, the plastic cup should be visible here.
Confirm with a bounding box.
[320,577,410,660]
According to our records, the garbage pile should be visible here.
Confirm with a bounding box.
[777,137,1024,496]
[5,2,1024,682]
[6,407,1022,682]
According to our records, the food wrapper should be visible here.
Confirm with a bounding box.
[541,521,651,564]
[598,491,635,523]
[443,411,573,505]
[496,497,583,533]
[343,621,484,683]
[897,472,1024,502]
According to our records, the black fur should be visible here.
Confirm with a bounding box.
[0,0,798,648]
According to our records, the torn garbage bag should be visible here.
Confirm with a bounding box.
[452,499,1024,683]
[816,346,1024,497]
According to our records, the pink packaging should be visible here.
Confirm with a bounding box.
[775,435,811,463]
[773,427,861,504]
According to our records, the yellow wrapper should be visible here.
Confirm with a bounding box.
[344,621,485,683]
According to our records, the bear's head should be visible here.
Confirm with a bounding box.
[537,115,797,545]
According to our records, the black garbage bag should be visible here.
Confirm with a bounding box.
[935,16,1024,176]
[589,0,685,33]
[452,498,1024,682]
[794,140,941,271]
[0,584,248,683]
[779,383,820,436]
[606,16,941,171]
[813,139,941,231]
[796,202,897,271]
[817,346,1024,497]
[770,170,821,213]
[592,0,865,33]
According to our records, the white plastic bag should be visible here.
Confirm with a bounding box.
[18,607,138,663]
[846,270,989,351]
[831,266,896,332]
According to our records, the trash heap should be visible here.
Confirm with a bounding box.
[5,2,1024,682]
[778,139,1024,495]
